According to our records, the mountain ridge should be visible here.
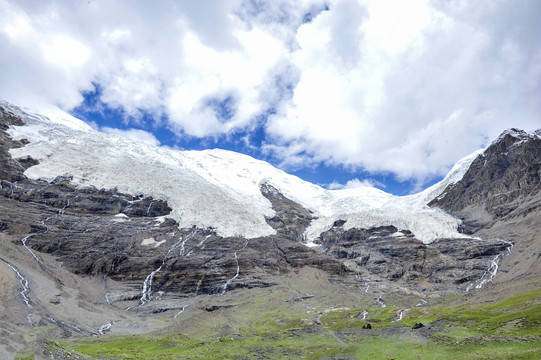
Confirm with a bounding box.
[429,125,541,287]
[0,100,539,359]
[3,100,473,244]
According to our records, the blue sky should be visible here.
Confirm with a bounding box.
[72,84,436,195]
[1,0,540,195]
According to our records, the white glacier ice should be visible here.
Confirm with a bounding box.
[4,102,481,245]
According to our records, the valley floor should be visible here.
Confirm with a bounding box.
[40,269,541,360]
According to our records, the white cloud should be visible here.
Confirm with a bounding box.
[40,34,90,68]
[101,127,161,147]
[0,0,539,184]
[0,0,94,109]
[266,0,541,181]
[166,26,290,137]
[328,178,384,190]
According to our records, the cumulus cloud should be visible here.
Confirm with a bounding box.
[101,127,161,146]
[0,0,539,184]
[0,0,94,109]
[328,178,385,190]
[267,0,541,181]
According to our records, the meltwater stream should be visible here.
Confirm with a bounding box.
[140,266,163,306]
[174,303,191,319]
[21,234,44,267]
[138,229,199,306]
[219,239,249,295]
[98,320,118,335]
[186,235,211,257]
[2,259,36,325]
[22,198,72,268]
[361,310,368,320]
[465,239,514,292]
[395,309,409,322]
[6,262,31,307]
[376,297,387,308]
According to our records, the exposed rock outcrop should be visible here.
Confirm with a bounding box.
[318,223,511,292]
[0,106,33,182]
[0,177,346,296]
[430,128,541,285]
[261,182,314,242]
[430,128,541,227]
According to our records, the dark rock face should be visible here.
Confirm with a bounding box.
[318,224,511,291]
[0,179,346,296]
[429,128,541,285]
[430,129,541,226]
[261,182,314,242]
[0,106,31,182]
[1,177,172,218]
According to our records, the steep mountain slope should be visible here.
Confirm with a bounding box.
[429,128,541,224]
[0,101,539,359]
[0,102,513,292]
[4,101,469,244]
[430,128,541,288]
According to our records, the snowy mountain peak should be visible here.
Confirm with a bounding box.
[493,128,541,146]
[2,101,479,244]
[0,100,92,132]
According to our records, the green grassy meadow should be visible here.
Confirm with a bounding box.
[48,287,541,359]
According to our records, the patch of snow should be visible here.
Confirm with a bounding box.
[141,237,166,247]
[153,216,166,226]
[5,102,485,244]
[141,238,155,246]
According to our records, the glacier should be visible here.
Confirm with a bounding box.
[4,101,479,244]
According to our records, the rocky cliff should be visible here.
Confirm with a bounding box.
[429,128,541,225]
[430,128,541,286]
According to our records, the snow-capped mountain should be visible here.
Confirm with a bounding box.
[1,100,540,358]
[4,101,474,244]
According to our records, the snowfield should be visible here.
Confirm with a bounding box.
[5,102,480,244]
